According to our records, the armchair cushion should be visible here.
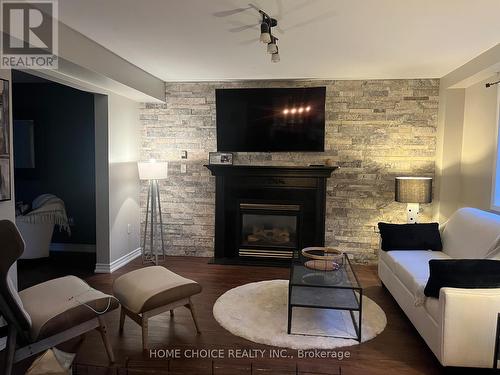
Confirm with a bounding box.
[424,259,500,298]
[19,276,119,341]
[378,222,442,251]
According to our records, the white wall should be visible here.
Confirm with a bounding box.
[460,77,499,209]
[435,44,500,221]
[94,94,110,266]
[94,92,141,272]
[108,94,141,265]
[434,88,465,220]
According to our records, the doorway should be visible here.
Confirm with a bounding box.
[11,70,96,289]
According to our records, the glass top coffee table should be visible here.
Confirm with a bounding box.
[287,253,362,341]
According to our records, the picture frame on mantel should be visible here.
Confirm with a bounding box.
[0,79,11,201]
[209,152,233,165]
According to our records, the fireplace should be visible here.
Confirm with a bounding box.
[205,165,337,265]
[239,203,301,259]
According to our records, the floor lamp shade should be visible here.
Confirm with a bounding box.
[395,177,432,203]
[395,177,432,223]
[138,161,168,180]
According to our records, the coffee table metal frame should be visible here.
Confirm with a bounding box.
[287,253,362,342]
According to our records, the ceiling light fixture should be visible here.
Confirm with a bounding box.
[258,8,280,63]
[259,20,271,44]
[271,48,280,63]
[267,35,278,54]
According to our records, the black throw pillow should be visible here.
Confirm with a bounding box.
[424,259,500,298]
[378,222,442,251]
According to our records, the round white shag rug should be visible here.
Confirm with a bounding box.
[213,280,386,349]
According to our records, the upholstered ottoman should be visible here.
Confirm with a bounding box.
[112,266,202,350]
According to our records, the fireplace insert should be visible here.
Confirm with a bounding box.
[238,203,302,259]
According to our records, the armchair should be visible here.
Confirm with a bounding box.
[0,220,119,375]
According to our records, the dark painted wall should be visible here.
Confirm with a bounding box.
[13,73,96,245]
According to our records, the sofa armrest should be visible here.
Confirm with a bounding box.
[440,287,500,367]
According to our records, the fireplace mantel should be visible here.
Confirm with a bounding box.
[205,164,338,178]
[205,164,338,266]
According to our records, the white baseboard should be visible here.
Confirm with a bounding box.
[50,243,96,253]
[94,247,142,273]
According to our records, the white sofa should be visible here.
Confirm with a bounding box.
[378,207,500,368]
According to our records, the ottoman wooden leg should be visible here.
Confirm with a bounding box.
[142,316,149,351]
[170,309,174,317]
[4,323,16,375]
[97,316,115,363]
[186,300,201,334]
[119,307,126,334]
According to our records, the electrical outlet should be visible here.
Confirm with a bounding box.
[127,224,131,234]
[181,164,187,173]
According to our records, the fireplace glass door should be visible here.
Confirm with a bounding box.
[239,203,301,259]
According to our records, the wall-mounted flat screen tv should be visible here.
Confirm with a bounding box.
[216,87,326,152]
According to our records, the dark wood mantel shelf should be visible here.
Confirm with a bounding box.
[204,164,338,178]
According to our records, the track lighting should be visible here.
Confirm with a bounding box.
[260,21,271,44]
[267,36,278,54]
[258,8,280,63]
[271,48,280,63]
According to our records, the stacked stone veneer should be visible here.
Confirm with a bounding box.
[140,79,439,263]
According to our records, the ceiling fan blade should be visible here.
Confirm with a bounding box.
[281,10,337,32]
[213,6,251,17]
[229,23,259,33]
[275,25,285,34]
[281,0,312,17]
[247,3,261,13]
[238,37,259,46]
[276,0,284,18]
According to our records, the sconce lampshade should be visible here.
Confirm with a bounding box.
[137,161,168,180]
[395,177,432,203]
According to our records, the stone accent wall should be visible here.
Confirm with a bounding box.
[140,79,439,263]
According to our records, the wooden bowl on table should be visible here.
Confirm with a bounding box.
[301,247,344,271]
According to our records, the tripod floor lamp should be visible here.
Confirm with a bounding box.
[138,160,168,265]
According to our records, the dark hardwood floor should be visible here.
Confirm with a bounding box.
[8,256,499,374]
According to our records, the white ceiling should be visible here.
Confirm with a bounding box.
[58,0,500,81]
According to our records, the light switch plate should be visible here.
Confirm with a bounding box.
[181,164,187,173]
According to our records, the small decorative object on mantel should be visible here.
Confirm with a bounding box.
[209,152,233,165]
[301,247,344,271]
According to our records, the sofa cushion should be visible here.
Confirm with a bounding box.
[441,207,500,259]
[424,259,500,298]
[378,223,442,251]
[380,250,451,302]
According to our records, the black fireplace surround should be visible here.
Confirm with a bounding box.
[205,165,337,265]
